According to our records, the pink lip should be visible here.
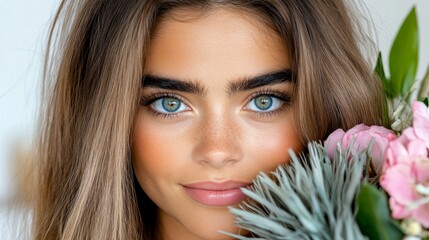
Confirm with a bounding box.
[182,180,251,206]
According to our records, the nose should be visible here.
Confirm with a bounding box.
[192,113,243,169]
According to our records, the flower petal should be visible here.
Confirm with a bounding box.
[369,126,397,141]
[412,161,429,183]
[413,101,429,149]
[385,141,411,166]
[342,124,368,143]
[390,197,411,219]
[407,139,428,159]
[412,203,429,228]
[381,164,417,204]
[324,128,345,159]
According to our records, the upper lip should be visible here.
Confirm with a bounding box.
[182,180,251,190]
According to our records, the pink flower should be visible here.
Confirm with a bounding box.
[384,129,427,168]
[380,102,429,229]
[324,124,396,172]
[380,159,429,228]
[412,101,429,149]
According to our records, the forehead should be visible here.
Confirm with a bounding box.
[146,7,290,83]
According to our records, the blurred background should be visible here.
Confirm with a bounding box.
[1,0,428,239]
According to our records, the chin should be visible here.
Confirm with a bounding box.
[193,226,245,240]
[189,207,248,240]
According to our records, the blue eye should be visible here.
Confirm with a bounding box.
[150,97,189,114]
[247,95,282,112]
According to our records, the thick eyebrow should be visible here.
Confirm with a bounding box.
[142,75,207,95]
[141,69,293,95]
[227,69,293,95]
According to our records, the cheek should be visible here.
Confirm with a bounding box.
[131,114,180,187]
[132,123,165,176]
[243,120,303,174]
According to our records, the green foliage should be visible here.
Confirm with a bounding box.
[223,143,366,240]
[375,7,419,101]
[355,183,404,240]
[375,53,393,126]
[375,6,422,131]
[418,66,429,100]
[225,6,424,240]
[388,6,419,98]
[376,52,390,97]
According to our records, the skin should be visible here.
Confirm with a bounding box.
[132,7,303,240]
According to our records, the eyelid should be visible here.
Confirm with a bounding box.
[139,92,193,118]
[139,89,291,119]
[242,89,292,118]
[140,92,188,106]
[245,89,291,105]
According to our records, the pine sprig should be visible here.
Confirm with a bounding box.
[222,142,367,240]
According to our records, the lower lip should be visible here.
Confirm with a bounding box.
[183,187,248,206]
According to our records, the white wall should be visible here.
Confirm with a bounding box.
[1,1,59,238]
[1,1,59,201]
[0,0,428,237]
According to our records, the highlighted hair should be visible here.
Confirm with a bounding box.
[35,0,384,239]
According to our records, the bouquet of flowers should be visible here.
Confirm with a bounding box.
[224,6,429,240]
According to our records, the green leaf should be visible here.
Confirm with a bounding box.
[418,66,429,99]
[374,53,391,126]
[389,6,419,98]
[355,183,403,240]
[375,52,392,98]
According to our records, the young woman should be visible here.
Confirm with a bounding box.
[34,0,385,239]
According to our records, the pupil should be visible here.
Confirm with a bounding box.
[255,96,272,110]
[162,98,181,112]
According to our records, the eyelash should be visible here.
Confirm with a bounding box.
[139,89,292,119]
[245,89,291,118]
[139,92,189,119]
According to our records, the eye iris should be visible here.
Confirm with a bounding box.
[162,98,181,112]
[254,95,273,110]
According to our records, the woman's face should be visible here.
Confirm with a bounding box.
[132,7,302,240]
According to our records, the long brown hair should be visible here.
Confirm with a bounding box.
[35,0,385,239]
